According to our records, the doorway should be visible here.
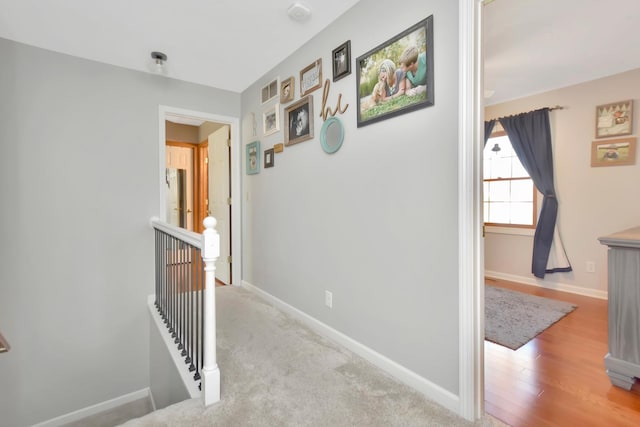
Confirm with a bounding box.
[159,105,242,287]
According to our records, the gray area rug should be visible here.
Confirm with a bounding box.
[485,285,577,350]
[120,286,505,427]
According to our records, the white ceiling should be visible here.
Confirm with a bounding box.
[484,0,640,105]
[1,0,639,103]
[0,0,360,93]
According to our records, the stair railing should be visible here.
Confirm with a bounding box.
[150,216,220,406]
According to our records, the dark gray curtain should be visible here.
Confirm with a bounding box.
[484,120,495,147]
[499,109,572,278]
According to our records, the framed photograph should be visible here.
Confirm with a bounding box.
[246,141,260,175]
[591,137,636,167]
[285,95,314,146]
[356,16,434,128]
[263,103,280,136]
[332,40,351,82]
[300,59,322,97]
[596,100,633,138]
[261,78,279,104]
[264,148,275,168]
[280,77,295,104]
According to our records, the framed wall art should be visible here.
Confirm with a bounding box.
[261,78,279,104]
[264,148,275,168]
[285,95,314,146]
[280,76,295,103]
[591,137,636,167]
[356,15,434,128]
[300,59,322,97]
[263,103,280,136]
[332,40,351,82]
[246,141,260,175]
[595,100,633,138]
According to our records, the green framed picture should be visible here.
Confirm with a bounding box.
[246,141,260,175]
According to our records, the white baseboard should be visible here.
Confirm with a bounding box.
[241,280,461,415]
[32,388,151,427]
[485,270,608,300]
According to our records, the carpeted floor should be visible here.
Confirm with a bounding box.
[120,286,505,427]
[485,285,577,350]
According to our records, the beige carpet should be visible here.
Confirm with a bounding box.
[120,286,505,427]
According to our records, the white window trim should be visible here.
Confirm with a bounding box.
[485,225,535,236]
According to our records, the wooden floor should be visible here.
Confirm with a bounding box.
[484,278,640,426]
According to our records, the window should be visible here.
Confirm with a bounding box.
[483,131,537,228]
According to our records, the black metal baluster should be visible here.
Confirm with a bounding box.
[175,241,182,346]
[187,249,197,373]
[162,232,168,319]
[194,252,201,382]
[169,236,176,335]
[184,246,191,362]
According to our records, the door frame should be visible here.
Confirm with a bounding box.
[459,0,484,420]
[158,105,242,287]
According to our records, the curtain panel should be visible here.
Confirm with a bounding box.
[498,109,571,278]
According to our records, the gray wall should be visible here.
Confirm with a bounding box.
[241,0,461,394]
[149,308,191,410]
[0,38,240,426]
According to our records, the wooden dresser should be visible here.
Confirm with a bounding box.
[599,226,640,390]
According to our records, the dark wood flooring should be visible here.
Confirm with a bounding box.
[484,278,640,426]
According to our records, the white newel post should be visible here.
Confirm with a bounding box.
[201,216,221,405]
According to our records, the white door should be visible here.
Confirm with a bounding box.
[166,145,194,231]
[208,126,231,284]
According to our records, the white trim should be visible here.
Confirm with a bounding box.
[158,105,242,287]
[31,388,151,427]
[148,388,157,412]
[458,0,484,421]
[485,270,608,300]
[147,295,201,399]
[485,226,535,236]
[241,280,460,414]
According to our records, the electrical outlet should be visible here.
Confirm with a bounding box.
[325,291,333,308]
[586,261,595,273]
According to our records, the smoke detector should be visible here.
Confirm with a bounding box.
[287,2,311,22]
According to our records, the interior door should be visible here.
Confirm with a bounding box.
[208,125,231,284]
[166,144,194,231]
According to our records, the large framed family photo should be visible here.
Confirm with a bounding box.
[356,16,434,128]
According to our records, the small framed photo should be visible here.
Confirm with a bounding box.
[261,78,279,104]
[332,40,351,82]
[356,16,434,128]
[264,148,275,168]
[246,141,260,175]
[595,100,633,138]
[300,59,322,97]
[280,77,295,104]
[263,103,280,136]
[591,137,636,167]
[285,95,314,146]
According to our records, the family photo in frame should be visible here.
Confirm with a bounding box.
[356,15,434,127]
